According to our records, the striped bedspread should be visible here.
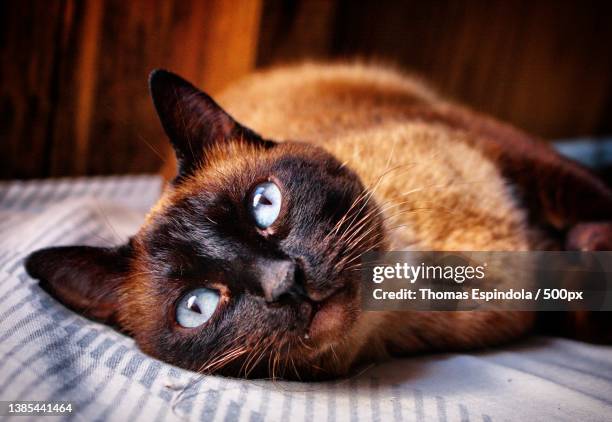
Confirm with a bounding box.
[0,175,611,421]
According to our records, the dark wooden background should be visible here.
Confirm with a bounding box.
[2,0,612,180]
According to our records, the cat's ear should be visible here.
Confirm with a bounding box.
[25,244,132,323]
[149,69,273,179]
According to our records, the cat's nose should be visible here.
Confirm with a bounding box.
[258,259,299,303]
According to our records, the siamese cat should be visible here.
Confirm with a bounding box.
[25,63,612,380]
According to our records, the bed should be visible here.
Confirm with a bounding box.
[1,175,610,421]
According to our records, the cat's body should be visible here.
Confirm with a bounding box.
[27,63,612,379]
[205,63,537,372]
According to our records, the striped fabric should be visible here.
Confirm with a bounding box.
[0,175,611,421]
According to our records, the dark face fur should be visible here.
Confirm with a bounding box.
[25,70,385,380]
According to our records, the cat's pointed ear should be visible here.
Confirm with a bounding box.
[25,244,132,323]
[149,69,273,179]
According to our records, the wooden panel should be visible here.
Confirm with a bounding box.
[0,0,66,179]
[3,0,611,180]
[257,0,338,66]
[258,0,612,139]
[1,0,261,179]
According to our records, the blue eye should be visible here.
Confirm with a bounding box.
[250,182,282,229]
[176,288,220,328]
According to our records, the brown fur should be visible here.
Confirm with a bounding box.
[202,63,538,373]
[189,62,611,374]
[27,63,612,379]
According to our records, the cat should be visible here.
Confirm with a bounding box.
[25,63,612,380]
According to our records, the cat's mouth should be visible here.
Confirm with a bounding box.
[299,276,359,349]
[307,289,348,339]
[267,256,363,351]
[292,257,364,346]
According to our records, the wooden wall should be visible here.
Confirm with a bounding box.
[258,0,612,139]
[1,0,261,179]
[2,0,612,180]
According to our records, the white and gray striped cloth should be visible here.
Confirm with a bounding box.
[0,175,611,421]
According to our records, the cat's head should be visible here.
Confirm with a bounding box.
[25,70,386,379]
